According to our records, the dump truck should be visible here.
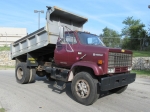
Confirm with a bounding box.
[10,6,136,105]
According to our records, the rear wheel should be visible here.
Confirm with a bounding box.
[71,72,100,105]
[15,62,30,84]
[28,68,36,83]
[15,62,36,84]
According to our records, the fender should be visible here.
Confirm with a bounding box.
[68,61,103,81]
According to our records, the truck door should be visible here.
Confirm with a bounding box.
[65,32,78,66]
[54,32,78,67]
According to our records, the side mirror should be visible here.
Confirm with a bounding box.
[59,26,65,39]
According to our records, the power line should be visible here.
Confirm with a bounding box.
[0,34,27,36]
[100,37,150,39]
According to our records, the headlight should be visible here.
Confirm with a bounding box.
[108,68,115,73]
[128,67,132,71]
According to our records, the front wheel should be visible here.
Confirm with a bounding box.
[71,72,99,105]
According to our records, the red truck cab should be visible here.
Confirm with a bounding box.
[54,31,133,76]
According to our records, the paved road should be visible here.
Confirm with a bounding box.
[0,70,150,112]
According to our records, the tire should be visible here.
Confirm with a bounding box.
[36,71,46,77]
[28,68,36,83]
[110,85,128,94]
[15,62,30,84]
[71,72,100,105]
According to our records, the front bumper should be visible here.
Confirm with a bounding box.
[100,73,136,91]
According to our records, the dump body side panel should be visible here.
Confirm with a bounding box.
[11,28,49,59]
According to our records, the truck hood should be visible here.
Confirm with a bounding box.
[108,48,132,54]
[84,45,132,55]
[82,45,132,74]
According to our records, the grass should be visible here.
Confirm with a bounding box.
[0,66,15,68]
[0,66,15,70]
[131,70,150,76]
[0,46,10,51]
[0,108,5,112]
[133,50,150,57]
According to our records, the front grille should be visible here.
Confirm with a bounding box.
[115,67,128,72]
[108,52,132,67]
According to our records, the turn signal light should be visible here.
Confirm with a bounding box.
[98,60,103,65]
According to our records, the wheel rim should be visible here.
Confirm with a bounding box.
[17,67,23,80]
[75,79,90,98]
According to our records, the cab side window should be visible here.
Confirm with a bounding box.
[65,33,77,44]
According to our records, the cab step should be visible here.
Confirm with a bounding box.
[53,81,66,90]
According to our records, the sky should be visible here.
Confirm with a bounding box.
[0,0,150,35]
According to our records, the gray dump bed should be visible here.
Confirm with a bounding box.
[11,6,87,59]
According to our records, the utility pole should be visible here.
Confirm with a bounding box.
[34,10,44,29]
[5,32,7,46]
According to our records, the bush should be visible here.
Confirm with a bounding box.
[144,46,150,51]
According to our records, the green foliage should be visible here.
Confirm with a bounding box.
[131,70,150,76]
[0,66,15,69]
[121,37,130,49]
[133,50,150,57]
[121,17,148,50]
[122,17,141,35]
[0,108,5,112]
[0,45,10,51]
[100,27,121,48]
[144,46,150,51]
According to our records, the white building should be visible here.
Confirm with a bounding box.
[0,27,27,46]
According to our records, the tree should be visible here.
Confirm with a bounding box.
[121,37,130,49]
[121,17,148,50]
[122,17,142,37]
[148,24,150,33]
[100,27,121,48]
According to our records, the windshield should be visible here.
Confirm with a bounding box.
[77,32,105,46]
